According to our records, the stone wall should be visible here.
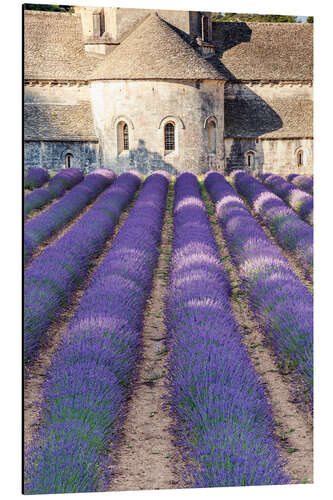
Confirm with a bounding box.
[24,83,90,104]
[90,79,225,175]
[224,137,313,176]
[24,141,99,173]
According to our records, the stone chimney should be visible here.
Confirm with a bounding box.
[196,12,215,58]
[76,6,119,55]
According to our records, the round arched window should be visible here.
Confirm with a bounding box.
[117,121,130,154]
[207,121,216,154]
[164,122,175,151]
[246,151,255,168]
[65,153,73,168]
[297,150,304,167]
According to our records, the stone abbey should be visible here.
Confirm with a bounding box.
[24,6,313,176]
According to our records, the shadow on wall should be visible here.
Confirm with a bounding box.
[225,139,265,177]
[212,22,284,174]
[108,139,178,175]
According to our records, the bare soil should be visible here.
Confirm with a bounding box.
[24,197,138,452]
[109,185,184,492]
[202,186,313,484]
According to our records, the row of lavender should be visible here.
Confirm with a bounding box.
[230,170,313,278]
[24,168,84,219]
[24,171,141,364]
[205,172,313,399]
[25,172,169,493]
[24,167,50,189]
[166,173,288,487]
[287,174,313,195]
[24,170,313,492]
[260,174,313,225]
[24,170,116,263]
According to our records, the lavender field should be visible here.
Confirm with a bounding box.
[24,169,313,494]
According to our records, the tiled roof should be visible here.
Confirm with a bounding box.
[24,103,98,140]
[91,13,227,80]
[225,95,313,138]
[24,11,102,80]
[213,22,313,81]
[24,12,313,83]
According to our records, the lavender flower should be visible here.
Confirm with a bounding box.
[230,170,313,277]
[24,172,140,364]
[24,172,169,494]
[166,172,289,487]
[24,168,84,218]
[24,167,50,189]
[262,173,313,225]
[287,174,313,196]
[24,170,116,263]
[205,171,313,400]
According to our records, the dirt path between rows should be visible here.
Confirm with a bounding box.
[24,192,140,454]
[201,185,313,484]
[24,187,109,269]
[109,184,183,492]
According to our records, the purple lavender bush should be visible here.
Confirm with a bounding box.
[259,172,273,182]
[24,168,84,218]
[230,170,313,277]
[262,174,313,225]
[205,171,313,401]
[24,167,50,189]
[165,172,289,488]
[287,174,313,196]
[24,171,140,365]
[24,173,168,494]
[24,170,115,263]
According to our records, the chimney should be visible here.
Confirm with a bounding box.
[78,7,119,55]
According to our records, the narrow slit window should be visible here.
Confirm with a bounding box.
[123,123,129,151]
[65,153,73,168]
[208,120,216,153]
[297,150,303,166]
[164,123,175,151]
[117,121,130,154]
[246,152,255,168]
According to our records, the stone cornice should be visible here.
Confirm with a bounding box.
[226,80,313,87]
[24,79,313,87]
[224,136,313,140]
[24,80,89,87]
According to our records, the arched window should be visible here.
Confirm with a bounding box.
[202,16,209,42]
[297,150,303,167]
[164,122,175,151]
[207,120,216,154]
[65,153,73,168]
[117,121,130,154]
[123,123,129,150]
[246,151,255,168]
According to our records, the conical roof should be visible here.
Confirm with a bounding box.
[90,13,225,81]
